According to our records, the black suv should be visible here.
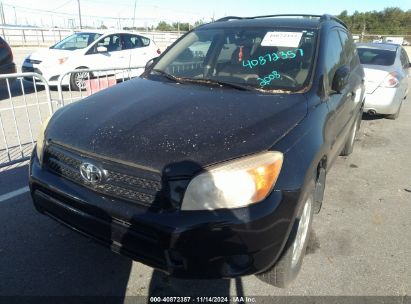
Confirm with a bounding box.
[0,36,16,75]
[30,15,365,287]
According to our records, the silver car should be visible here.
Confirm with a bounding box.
[357,43,410,119]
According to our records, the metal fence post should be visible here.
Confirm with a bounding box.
[22,29,26,44]
[0,72,54,168]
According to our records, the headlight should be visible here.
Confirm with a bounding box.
[36,116,51,165]
[181,151,283,211]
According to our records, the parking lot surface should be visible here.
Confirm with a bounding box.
[0,48,410,298]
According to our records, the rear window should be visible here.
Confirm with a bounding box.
[357,48,396,66]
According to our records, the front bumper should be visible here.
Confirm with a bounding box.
[364,86,403,115]
[22,63,64,86]
[29,151,301,279]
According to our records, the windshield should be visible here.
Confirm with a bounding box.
[150,27,317,92]
[51,32,102,50]
[357,48,396,66]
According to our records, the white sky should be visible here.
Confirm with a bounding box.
[2,0,410,29]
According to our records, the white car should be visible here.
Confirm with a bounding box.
[22,30,161,90]
[357,43,410,119]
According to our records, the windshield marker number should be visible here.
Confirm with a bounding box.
[258,70,281,87]
[242,49,304,69]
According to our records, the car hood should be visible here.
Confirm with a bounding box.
[27,48,81,64]
[47,78,307,175]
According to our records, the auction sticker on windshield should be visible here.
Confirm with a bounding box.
[261,31,303,47]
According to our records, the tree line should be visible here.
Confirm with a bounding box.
[124,7,410,35]
[337,7,411,35]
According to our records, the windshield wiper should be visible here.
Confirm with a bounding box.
[186,78,256,91]
[151,70,256,91]
[151,69,183,83]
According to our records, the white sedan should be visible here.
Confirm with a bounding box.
[22,30,161,90]
[357,43,410,119]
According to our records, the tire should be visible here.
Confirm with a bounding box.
[256,182,315,288]
[386,102,402,120]
[69,68,91,91]
[340,114,360,156]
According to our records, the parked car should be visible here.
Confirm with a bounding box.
[22,30,161,90]
[30,14,365,287]
[383,37,404,45]
[357,43,410,119]
[0,36,16,76]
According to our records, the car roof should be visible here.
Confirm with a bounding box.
[199,15,347,30]
[74,30,150,39]
[202,17,321,30]
[356,43,398,51]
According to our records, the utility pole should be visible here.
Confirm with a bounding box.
[77,0,82,29]
[132,0,137,29]
[361,15,366,42]
[0,2,6,25]
[13,6,17,25]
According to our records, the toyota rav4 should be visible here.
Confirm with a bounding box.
[30,14,365,287]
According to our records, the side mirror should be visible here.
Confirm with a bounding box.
[332,65,350,93]
[96,46,108,53]
[145,58,158,71]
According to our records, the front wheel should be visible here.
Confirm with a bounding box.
[69,68,91,91]
[256,182,314,287]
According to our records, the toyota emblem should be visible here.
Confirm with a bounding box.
[80,162,104,184]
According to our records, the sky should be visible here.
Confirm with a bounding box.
[2,0,411,28]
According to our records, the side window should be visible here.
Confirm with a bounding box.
[121,35,150,49]
[140,36,150,47]
[325,30,344,89]
[121,34,138,50]
[400,48,410,69]
[96,35,122,52]
[338,30,356,69]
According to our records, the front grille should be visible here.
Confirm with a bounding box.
[25,59,42,64]
[44,144,163,207]
[22,66,42,75]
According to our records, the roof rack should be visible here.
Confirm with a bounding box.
[216,16,245,22]
[216,14,348,29]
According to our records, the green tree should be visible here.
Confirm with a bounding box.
[156,21,174,31]
[337,7,411,36]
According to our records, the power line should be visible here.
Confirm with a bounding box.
[51,0,73,12]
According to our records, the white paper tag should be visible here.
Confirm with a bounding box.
[261,32,303,47]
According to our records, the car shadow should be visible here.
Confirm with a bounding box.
[0,79,45,101]
[361,113,385,121]
[0,167,132,298]
[148,270,237,298]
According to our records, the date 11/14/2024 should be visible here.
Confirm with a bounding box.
[242,48,304,69]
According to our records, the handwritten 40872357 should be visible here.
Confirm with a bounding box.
[242,48,304,69]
